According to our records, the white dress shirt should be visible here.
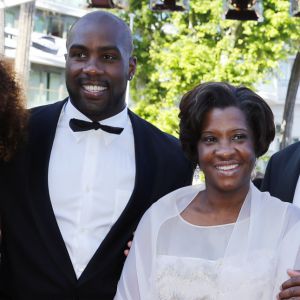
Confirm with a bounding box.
[293,175,300,207]
[48,100,135,278]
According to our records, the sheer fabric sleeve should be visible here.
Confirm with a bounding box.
[115,184,300,299]
[114,206,157,300]
[272,205,300,297]
[114,185,202,300]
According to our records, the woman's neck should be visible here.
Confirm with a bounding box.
[182,184,250,226]
[201,184,249,213]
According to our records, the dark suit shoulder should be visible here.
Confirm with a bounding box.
[128,110,180,146]
[29,99,67,119]
[271,141,300,162]
[261,141,300,202]
[28,100,67,134]
[128,110,193,182]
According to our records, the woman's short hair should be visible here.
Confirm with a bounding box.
[0,60,27,161]
[179,82,275,164]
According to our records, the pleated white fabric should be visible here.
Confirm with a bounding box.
[115,183,300,300]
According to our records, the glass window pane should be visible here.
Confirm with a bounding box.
[34,10,47,34]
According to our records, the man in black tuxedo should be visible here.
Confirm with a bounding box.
[261,141,300,299]
[261,141,300,203]
[0,11,193,299]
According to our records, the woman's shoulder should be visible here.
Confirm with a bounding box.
[133,185,204,240]
[285,203,300,226]
[152,184,203,211]
[255,185,300,225]
[140,184,204,225]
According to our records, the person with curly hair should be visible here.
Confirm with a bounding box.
[0,59,27,162]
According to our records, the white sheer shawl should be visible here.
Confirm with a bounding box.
[114,183,300,300]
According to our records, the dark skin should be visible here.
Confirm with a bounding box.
[278,270,300,299]
[181,107,255,226]
[65,12,136,122]
[125,107,253,252]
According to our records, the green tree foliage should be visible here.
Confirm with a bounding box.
[123,0,300,136]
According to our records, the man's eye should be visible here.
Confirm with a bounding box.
[103,54,116,60]
[71,52,87,59]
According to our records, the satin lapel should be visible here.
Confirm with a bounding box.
[79,110,156,284]
[28,99,76,283]
[281,148,300,202]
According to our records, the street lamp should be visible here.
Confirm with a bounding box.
[87,0,128,9]
[291,0,300,17]
[223,0,263,21]
[150,0,189,12]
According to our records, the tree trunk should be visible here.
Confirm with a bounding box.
[14,0,35,91]
[280,50,300,150]
[0,0,5,56]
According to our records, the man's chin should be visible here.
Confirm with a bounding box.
[83,106,107,121]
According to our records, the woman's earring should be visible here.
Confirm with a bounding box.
[129,75,133,81]
[251,159,258,180]
[193,164,201,184]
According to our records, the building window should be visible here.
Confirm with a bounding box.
[27,65,68,107]
[34,10,48,34]
[33,10,77,39]
[48,15,64,37]
[5,6,19,28]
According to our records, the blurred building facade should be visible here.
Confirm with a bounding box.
[2,0,300,147]
[257,57,300,151]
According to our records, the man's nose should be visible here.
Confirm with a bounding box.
[82,58,104,75]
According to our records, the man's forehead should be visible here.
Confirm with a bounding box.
[73,15,123,35]
[67,13,132,54]
[68,31,124,53]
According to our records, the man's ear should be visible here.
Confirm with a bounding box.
[128,56,137,80]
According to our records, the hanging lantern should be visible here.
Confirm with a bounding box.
[87,0,128,9]
[150,0,189,12]
[291,0,300,17]
[223,0,263,21]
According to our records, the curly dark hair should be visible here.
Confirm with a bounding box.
[0,60,28,161]
[179,82,275,165]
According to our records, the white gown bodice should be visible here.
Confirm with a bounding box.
[114,184,300,300]
[155,216,276,300]
[156,253,275,300]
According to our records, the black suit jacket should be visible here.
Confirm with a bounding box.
[261,141,300,203]
[0,100,193,300]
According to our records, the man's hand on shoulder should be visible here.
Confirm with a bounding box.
[278,269,300,299]
[124,241,132,257]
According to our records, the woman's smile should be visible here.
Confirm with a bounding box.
[197,106,256,192]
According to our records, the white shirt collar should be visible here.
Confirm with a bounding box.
[63,98,129,145]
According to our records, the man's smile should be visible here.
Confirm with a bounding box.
[82,85,108,93]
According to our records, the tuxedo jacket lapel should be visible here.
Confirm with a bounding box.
[280,149,300,202]
[28,99,77,283]
[27,104,156,286]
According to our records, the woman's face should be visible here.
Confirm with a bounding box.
[197,106,256,193]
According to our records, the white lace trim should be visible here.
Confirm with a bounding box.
[155,252,275,300]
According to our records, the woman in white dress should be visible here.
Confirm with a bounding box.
[115,82,300,300]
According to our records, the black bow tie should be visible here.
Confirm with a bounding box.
[69,118,124,135]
